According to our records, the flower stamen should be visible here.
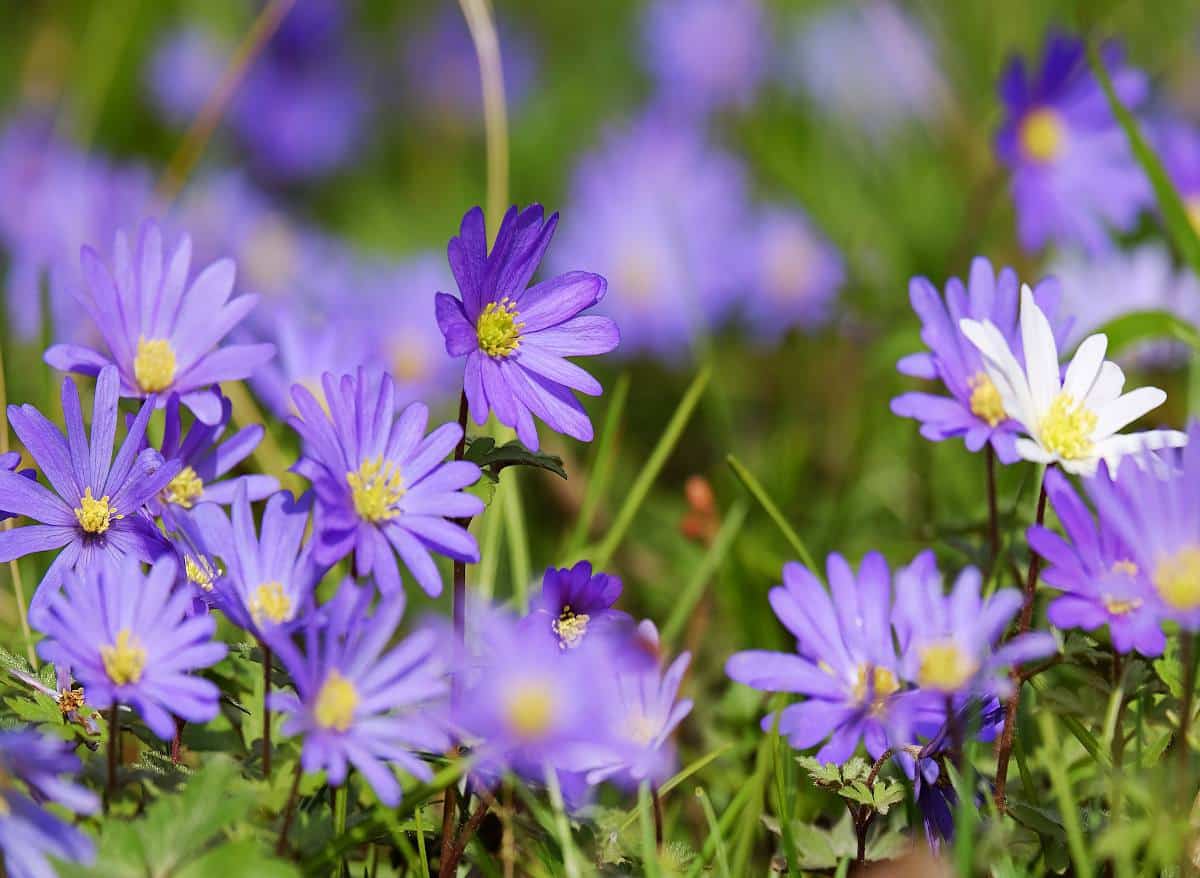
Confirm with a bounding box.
[476,297,524,358]
[916,640,978,692]
[249,581,294,626]
[552,605,591,649]
[347,456,406,523]
[313,670,358,731]
[968,371,1006,427]
[133,337,177,393]
[504,680,555,739]
[75,487,121,535]
[164,466,204,508]
[101,629,147,686]
[1153,546,1200,611]
[1039,392,1097,460]
[1020,107,1066,163]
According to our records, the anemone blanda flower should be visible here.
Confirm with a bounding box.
[522,561,631,650]
[435,205,619,450]
[0,729,98,878]
[44,219,275,424]
[726,553,907,762]
[35,554,226,739]
[289,368,483,598]
[995,33,1150,254]
[1083,422,1200,629]
[892,258,1069,463]
[891,550,1056,707]
[1028,467,1166,655]
[0,366,178,614]
[269,579,450,806]
[191,484,320,641]
[960,285,1186,475]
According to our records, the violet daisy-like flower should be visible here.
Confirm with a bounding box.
[892,551,1055,707]
[434,205,619,451]
[35,554,226,739]
[0,366,178,614]
[190,484,319,641]
[44,219,275,424]
[289,368,483,598]
[1084,422,1200,629]
[522,561,631,650]
[995,33,1150,254]
[1028,467,1166,655]
[961,286,1186,475]
[0,729,99,878]
[892,257,1068,464]
[726,553,907,762]
[269,579,450,807]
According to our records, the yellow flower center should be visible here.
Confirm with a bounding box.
[133,337,177,393]
[75,487,121,534]
[1154,546,1200,611]
[1187,197,1200,238]
[917,640,979,692]
[551,605,591,650]
[476,297,524,358]
[504,680,556,740]
[347,456,406,523]
[626,712,659,746]
[1019,107,1066,163]
[101,629,147,686]
[249,581,294,626]
[851,663,900,714]
[1103,595,1143,616]
[1039,392,1097,460]
[1111,559,1139,577]
[313,670,359,731]
[163,466,204,508]
[968,371,1006,427]
[185,555,219,591]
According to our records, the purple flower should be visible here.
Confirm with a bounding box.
[1159,117,1200,219]
[45,220,275,424]
[190,485,319,642]
[0,452,35,521]
[35,554,226,739]
[269,579,450,806]
[522,561,631,650]
[641,0,768,114]
[146,26,226,126]
[0,366,178,614]
[892,258,1069,463]
[1083,422,1200,629]
[726,554,907,762]
[892,551,1056,706]
[742,205,844,340]
[289,368,483,598]
[0,729,98,878]
[996,33,1150,254]
[435,205,619,450]
[1029,468,1165,656]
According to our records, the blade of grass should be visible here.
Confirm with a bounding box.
[564,372,630,557]
[694,788,731,878]
[770,705,800,876]
[0,338,36,668]
[1037,713,1095,877]
[501,479,531,611]
[593,367,711,569]
[545,766,582,878]
[726,454,817,573]
[661,501,747,647]
[638,782,663,878]
[730,726,773,875]
[684,781,754,878]
[414,805,431,878]
[1028,676,1110,767]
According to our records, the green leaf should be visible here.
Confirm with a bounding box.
[173,840,298,878]
[1092,309,1200,358]
[463,436,567,480]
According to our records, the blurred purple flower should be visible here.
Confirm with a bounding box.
[146,26,226,125]
[435,205,619,450]
[522,561,631,650]
[996,33,1150,254]
[1158,117,1200,219]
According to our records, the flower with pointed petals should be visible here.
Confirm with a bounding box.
[892,551,1056,707]
[893,258,1069,463]
[35,554,226,739]
[522,561,631,650]
[44,219,275,424]
[1029,467,1166,655]
[0,366,179,614]
[289,368,483,597]
[960,285,1185,475]
[726,553,908,762]
[995,33,1149,254]
[269,579,450,806]
[190,485,320,641]
[435,205,619,451]
[0,729,98,878]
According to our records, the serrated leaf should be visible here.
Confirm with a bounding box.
[464,437,567,480]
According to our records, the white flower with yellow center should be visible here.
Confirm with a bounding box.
[960,286,1186,475]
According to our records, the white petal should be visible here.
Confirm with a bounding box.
[1060,456,1100,477]
[1019,284,1061,418]
[1014,436,1057,464]
[960,317,1035,428]
[1062,334,1107,401]
[1093,429,1189,471]
[1091,386,1166,440]
[1084,361,1126,409]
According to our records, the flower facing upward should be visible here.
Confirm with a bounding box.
[269,580,451,806]
[995,34,1149,254]
[289,368,483,597]
[35,555,226,739]
[522,561,631,650]
[0,366,179,614]
[435,205,619,451]
[44,219,275,423]
[1029,467,1166,655]
[0,729,99,878]
[893,258,1069,463]
[960,286,1185,475]
[726,553,907,762]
